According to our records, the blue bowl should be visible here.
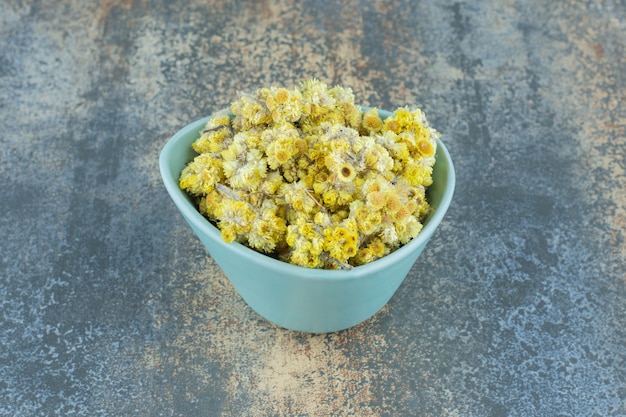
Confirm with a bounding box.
[159,109,455,333]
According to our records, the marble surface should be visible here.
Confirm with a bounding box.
[1,1,625,415]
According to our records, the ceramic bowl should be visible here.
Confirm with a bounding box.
[159,109,455,333]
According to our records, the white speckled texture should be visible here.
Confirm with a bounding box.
[1,0,624,416]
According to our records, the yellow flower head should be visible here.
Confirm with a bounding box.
[369,239,386,258]
[275,88,289,104]
[298,79,336,116]
[383,118,400,133]
[343,103,362,129]
[336,163,357,183]
[220,224,238,243]
[323,189,338,206]
[417,139,435,157]
[355,247,374,265]
[264,124,301,169]
[402,160,433,187]
[265,87,304,124]
[179,153,223,195]
[385,193,402,215]
[361,107,383,133]
[231,93,271,130]
[193,125,233,154]
[366,190,386,211]
[314,211,332,227]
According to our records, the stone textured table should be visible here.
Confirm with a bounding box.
[1,1,625,416]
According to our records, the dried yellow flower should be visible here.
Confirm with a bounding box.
[179,80,440,269]
[361,107,383,133]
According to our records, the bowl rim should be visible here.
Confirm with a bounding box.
[159,109,455,281]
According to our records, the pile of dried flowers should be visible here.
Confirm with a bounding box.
[179,79,439,269]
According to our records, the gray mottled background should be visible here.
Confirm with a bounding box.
[1,0,625,416]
